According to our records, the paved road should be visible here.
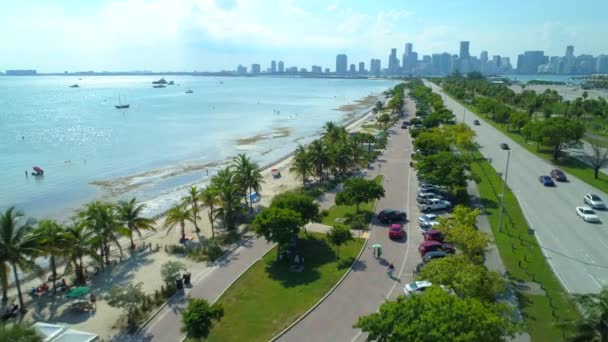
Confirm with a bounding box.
[277,95,422,342]
[426,80,608,294]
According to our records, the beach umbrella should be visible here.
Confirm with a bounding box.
[371,243,382,249]
[66,287,90,299]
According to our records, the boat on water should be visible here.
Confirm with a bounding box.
[115,95,130,109]
[185,89,194,94]
[69,84,79,88]
[32,166,44,176]
[153,85,166,88]
[152,78,168,85]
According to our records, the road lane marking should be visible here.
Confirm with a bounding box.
[588,273,603,290]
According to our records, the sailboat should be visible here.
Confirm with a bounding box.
[185,89,194,94]
[115,95,130,109]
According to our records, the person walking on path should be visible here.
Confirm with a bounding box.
[387,263,395,278]
[90,293,96,309]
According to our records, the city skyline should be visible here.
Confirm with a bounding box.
[2,0,608,72]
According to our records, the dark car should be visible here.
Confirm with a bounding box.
[539,175,555,186]
[422,250,448,263]
[473,119,480,125]
[422,229,444,242]
[378,209,407,224]
[401,122,408,129]
[418,241,455,257]
[500,143,510,150]
[550,169,567,182]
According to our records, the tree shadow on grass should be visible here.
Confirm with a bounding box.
[264,235,335,288]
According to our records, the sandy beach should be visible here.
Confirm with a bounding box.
[6,93,384,340]
[509,83,608,101]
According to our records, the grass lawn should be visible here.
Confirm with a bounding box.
[469,150,580,341]
[321,175,384,226]
[200,232,365,342]
[451,94,608,194]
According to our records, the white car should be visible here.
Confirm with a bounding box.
[403,280,433,295]
[584,194,606,210]
[576,206,601,223]
[418,198,452,212]
[417,214,439,230]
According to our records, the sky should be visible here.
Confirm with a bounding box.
[1,0,607,72]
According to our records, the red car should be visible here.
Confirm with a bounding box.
[550,169,567,182]
[422,229,444,242]
[418,240,455,257]
[389,224,404,239]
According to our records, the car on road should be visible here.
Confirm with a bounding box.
[576,206,601,223]
[389,224,404,240]
[500,143,509,150]
[403,280,433,295]
[550,169,567,182]
[401,122,408,129]
[539,175,555,186]
[378,209,407,223]
[473,119,480,125]
[423,229,444,242]
[418,198,452,212]
[584,194,606,209]
[418,241,455,257]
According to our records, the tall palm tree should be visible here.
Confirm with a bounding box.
[116,198,156,250]
[562,287,608,341]
[63,220,99,285]
[308,140,329,181]
[200,186,219,239]
[322,121,347,144]
[182,186,202,233]
[80,201,127,266]
[211,167,242,231]
[0,207,41,311]
[232,154,265,212]
[34,220,67,294]
[164,204,192,241]
[290,145,313,185]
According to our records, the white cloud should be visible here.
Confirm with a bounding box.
[327,4,337,11]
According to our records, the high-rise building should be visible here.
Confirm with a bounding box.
[278,61,285,73]
[431,54,441,75]
[370,59,381,75]
[516,51,546,74]
[358,62,365,74]
[349,64,356,73]
[460,41,470,60]
[402,43,414,70]
[5,69,37,76]
[336,54,348,74]
[311,65,322,73]
[388,48,399,74]
[565,45,574,59]
[251,64,261,74]
[480,51,488,64]
[325,68,330,73]
[405,43,413,56]
[440,53,452,75]
[597,55,608,74]
[271,60,277,73]
[500,57,511,70]
[237,65,247,74]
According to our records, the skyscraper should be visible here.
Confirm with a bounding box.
[566,45,574,59]
[271,60,277,73]
[480,51,488,64]
[388,48,399,74]
[597,55,608,73]
[370,59,381,75]
[336,54,348,74]
[405,43,413,56]
[516,51,546,74]
[358,62,365,74]
[278,61,284,73]
[460,41,470,60]
[251,64,261,74]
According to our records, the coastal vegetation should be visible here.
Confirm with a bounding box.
[182,298,224,340]
[582,75,608,90]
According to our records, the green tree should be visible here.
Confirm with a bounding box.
[0,322,43,341]
[436,224,489,262]
[211,167,242,231]
[588,140,608,179]
[63,220,99,285]
[106,282,146,331]
[182,298,224,339]
[354,287,517,342]
[335,178,385,213]
[322,121,347,143]
[377,113,391,127]
[308,140,329,181]
[116,198,156,250]
[253,207,303,258]
[416,152,470,193]
[270,192,319,223]
[0,207,41,311]
[164,204,192,241]
[444,123,477,151]
[160,260,186,288]
[413,130,451,156]
[181,186,202,233]
[539,117,586,160]
[200,185,219,239]
[562,287,608,341]
[34,219,67,294]
[80,201,126,266]
[508,111,529,133]
[232,154,265,212]
[327,224,353,258]
[290,145,313,185]
[416,254,506,301]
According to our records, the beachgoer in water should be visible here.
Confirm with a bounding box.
[25,170,28,178]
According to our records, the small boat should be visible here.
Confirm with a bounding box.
[185,89,193,94]
[69,84,79,88]
[168,81,175,85]
[153,85,166,88]
[271,168,281,178]
[152,78,168,85]
[115,95,130,109]
[32,166,44,176]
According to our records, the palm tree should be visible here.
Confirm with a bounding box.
[0,322,43,341]
[164,204,191,241]
[0,207,41,311]
[80,201,127,266]
[308,140,329,181]
[63,220,98,285]
[232,154,265,212]
[200,186,219,239]
[211,167,242,231]
[182,186,202,233]
[322,121,347,144]
[116,198,156,250]
[290,145,313,185]
[34,220,67,294]
[562,287,608,341]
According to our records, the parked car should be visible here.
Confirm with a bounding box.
[584,193,606,209]
[539,175,555,186]
[473,119,480,125]
[418,198,452,212]
[378,209,407,223]
[403,280,433,295]
[418,183,441,193]
[417,213,438,227]
[576,206,601,223]
[550,169,567,182]
[423,229,444,242]
[422,250,448,263]
[389,224,404,239]
[418,240,455,256]
[417,192,444,204]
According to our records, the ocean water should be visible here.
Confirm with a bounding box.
[1,76,396,222]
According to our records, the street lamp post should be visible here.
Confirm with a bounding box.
[462,107,466,123]
[498,145,511,232]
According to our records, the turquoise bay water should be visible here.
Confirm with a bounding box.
[1,76,396,221]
